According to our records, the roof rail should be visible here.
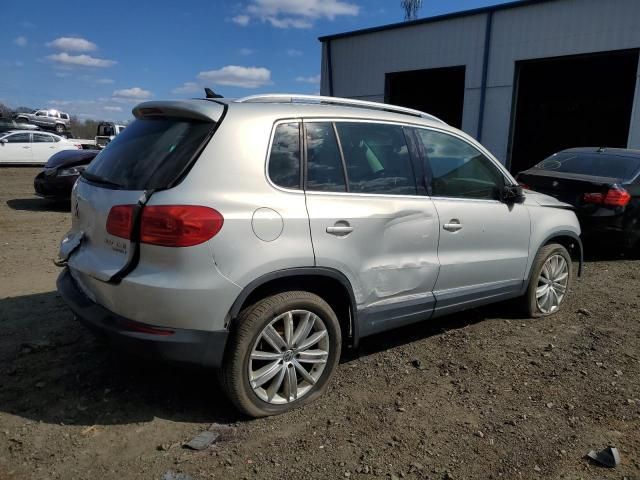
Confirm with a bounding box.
[234,94,446,124]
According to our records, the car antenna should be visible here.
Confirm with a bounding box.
[204,87,223,99]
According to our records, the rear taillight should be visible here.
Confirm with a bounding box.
[106,205,224,247]
[519,182,530,190]
[106,205,135,239]
[583,185,631,207]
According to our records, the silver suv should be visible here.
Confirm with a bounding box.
[56,94,582,417]
[16,109,71,134]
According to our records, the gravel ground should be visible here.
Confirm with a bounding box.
[0,167,639,480]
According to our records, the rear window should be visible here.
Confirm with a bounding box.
[85,117,214,190]
[536,152,640,180]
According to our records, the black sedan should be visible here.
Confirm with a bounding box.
[34,149,99,199]
[517,147,640,251]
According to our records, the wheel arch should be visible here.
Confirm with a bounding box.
[529,230,583,282]
[227,268,358,347]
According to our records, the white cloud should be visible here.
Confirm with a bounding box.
[295,74,320,84]
[103,106,123,112]
[171,81,201,94]
[47,52,116,68]
[286,48,302,57]
[238,48,254,56]
[242,0,359,29]
[14,36,28,47]
[96,78,114,84]
[197,65,271,88]
[55,72,71,78]
[47,37,97,52]
[232,15,250,26]
[112,87,152,100]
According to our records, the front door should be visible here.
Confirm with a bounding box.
[413,127,530,315]
[0,132,33,164]
[304,120,440,336]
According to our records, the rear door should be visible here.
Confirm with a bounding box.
[31,133,59,163]
[65,112,220,282]
[304,120,440,336]
[414,127,531,314]
[0,132,33,163]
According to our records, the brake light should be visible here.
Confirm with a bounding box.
[583,185,631,207]
[519,182,530,190]
[74,143,82,149]
[106,205,135,239]
[106,205,224,247]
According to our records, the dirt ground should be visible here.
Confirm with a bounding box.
[0,167,639,480]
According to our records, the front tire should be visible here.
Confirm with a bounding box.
[524,243,572,317]
[55,124,65,134]
[221,291,342,417]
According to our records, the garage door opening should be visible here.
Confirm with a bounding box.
[509,50,639,174]
[385,66,465,128]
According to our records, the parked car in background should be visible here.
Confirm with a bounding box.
[0,118,40,134]
[34,149,99,199]
[15,109,71,134]
[95,122,126,149]
[56,93,582,417]
[518,147,640,251]
[0,130,81,165]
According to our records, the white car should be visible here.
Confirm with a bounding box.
[0,130,82,165]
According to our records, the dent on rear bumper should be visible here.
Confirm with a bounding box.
[57,268,228,367]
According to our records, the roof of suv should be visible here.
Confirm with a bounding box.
[133,94,449,130]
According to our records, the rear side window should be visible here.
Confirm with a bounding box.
[305,122,346,192]
[85,117,214,190]
[33,133,54,143]
[268,122,300,189]
[416,129,505,200]
[335,122,416,195]
[536,152,640,181]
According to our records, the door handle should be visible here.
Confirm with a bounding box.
[326,222,353,236]
[22,146,30,149]
[443,219,463,232]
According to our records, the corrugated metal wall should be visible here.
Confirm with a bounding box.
[321,0,640,165]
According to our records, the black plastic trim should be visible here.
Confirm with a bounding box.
[228,267,359,344]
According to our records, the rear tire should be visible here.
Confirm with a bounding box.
[220,291,341,417]
[523,243,572,318]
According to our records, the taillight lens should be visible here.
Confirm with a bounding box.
[106,205,135,239]
[106,205,224,247]
[141,205,223,247]
[583,185,631,207]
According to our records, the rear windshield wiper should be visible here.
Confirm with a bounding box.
[81,171,124,188]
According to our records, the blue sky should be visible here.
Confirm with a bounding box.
[2,0,511,121]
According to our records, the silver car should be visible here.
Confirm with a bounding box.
[56,94,582,417]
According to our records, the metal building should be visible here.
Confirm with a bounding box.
[319,0,640,173]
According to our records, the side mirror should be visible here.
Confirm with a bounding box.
[501,184,525,204]
[0,139,7,145]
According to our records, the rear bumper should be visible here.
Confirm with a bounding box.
[56,268,228,367]
[579,216,639,249]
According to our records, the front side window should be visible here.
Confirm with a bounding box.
[416,129,505,199]
[335,122,416,195]
[305,122,346,192]
[33,133,54,143]
[268,122,300,189]
[35,110,46,117]
[6,133,30,143]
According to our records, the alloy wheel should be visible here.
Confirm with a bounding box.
[248,310,329,404]
[536,254,569,314]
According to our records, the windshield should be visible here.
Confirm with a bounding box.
[535,152,640,181]
[85,117,214,189]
